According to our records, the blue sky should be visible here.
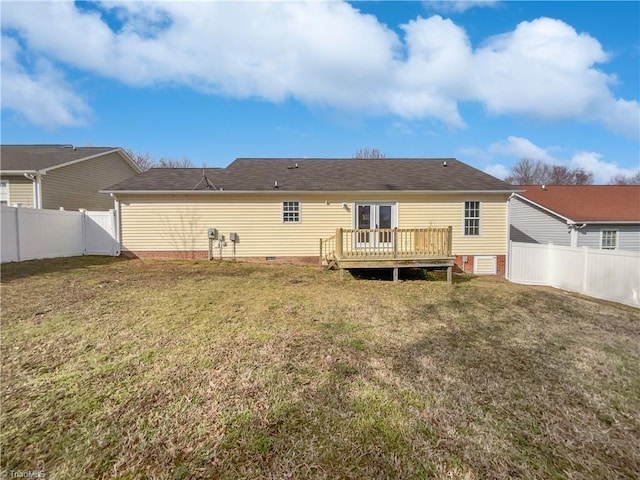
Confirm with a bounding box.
[2,1,639,183]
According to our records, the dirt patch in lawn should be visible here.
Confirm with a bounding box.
[1,257,638,479]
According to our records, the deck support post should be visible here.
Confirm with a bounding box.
[393,268,398,282]
[447,266,452,285]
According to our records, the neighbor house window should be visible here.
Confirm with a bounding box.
[601,230,617,250]
[464,201,480,236]
[0,182,8,206]
[282,201,300,223]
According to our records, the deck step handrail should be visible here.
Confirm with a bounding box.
[332,227,452,259]
[320,235,336,266]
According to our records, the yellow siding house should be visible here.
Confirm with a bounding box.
[1,145,141,210]
[104,158,515,276]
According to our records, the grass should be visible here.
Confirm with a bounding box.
[1,257,639,479]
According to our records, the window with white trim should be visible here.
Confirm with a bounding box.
[282,201,300,223]
[464,201,480,236]
[601,230,617,250]
[0,182,8,206]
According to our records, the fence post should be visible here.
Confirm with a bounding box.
[507,240,511,281]
[111,209,120,256]
[14,204,22,262]
[79,209,87,255]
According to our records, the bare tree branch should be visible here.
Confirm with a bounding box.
[505,158,593,185]
[354,148,386,159]
[609,171,640,185]
[124,149,194,170]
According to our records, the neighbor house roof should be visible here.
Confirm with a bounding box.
[104,158,514,193]
[516,185,640,223]
[0,144,138,173]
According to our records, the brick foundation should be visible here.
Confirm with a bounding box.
[453,254,506,277]
[122,250,320,266]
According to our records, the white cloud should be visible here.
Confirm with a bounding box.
[1,36,90,128]
[424,1,500,14]
[475,136,638,183]
[1,2,638,137]
[570,151,639,184]
[484,163,509,179]
[472,18,639,138]
[489,136,556,163]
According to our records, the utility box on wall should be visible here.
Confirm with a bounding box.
[207,228,218,240]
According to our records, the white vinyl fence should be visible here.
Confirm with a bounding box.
[509,241,640,307]
[1,205,119,263]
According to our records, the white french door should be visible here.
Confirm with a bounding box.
[354,203,396,249]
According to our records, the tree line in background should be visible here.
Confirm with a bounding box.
[504,158,640,185]
[126,149,194,171]
[352,149,639,185]
[126,147,640,185]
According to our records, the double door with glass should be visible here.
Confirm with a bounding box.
[355,203,396,250]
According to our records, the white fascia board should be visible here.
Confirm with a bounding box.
[115,149,143,173]
[511,193,573,224]
[102,189,517,195]
[40,149,124,173]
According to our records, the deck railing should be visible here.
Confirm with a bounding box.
[321,227,452,264]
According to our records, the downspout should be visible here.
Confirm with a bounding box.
[506,193,514,280]
[23,172,43,208]
[568,222,587,248]
[35,173,43,208]
[112,193,121,251]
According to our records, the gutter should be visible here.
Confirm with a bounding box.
[2,170,39,175]
[569,220,640,225]
[101,189,520,195]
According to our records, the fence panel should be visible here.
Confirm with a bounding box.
[584,249,640,306]
[1,206,118,262]
[85,210,119,256]
[508,242,548,284]
[509,241,639,308]
[549,245,585,292]
[1,207,19,263]
[20,208,85,260]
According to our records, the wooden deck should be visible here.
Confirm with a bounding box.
[320,227,455,282]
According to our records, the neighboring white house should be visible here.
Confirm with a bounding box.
[0,144,141,210]
[509,185,640,251]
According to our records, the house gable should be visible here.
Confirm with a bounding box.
[509,195,570,246]
[42,151,140,210]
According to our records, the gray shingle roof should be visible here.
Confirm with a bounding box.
[105,158,513,192]
[1,144,119,171]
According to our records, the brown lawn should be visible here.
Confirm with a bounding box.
[1,257,638,479]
